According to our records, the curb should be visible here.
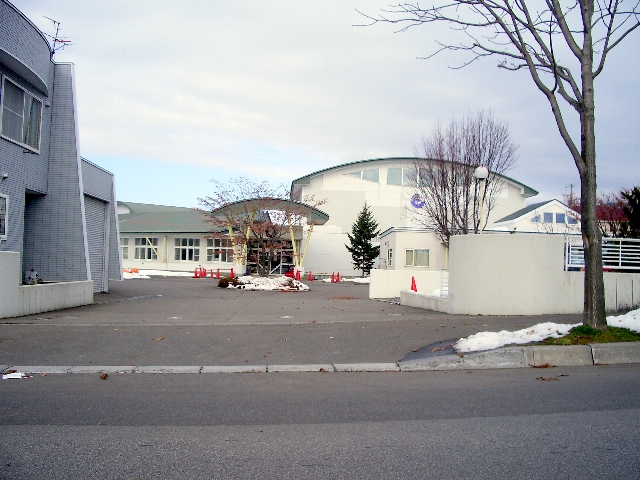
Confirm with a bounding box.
[2,343,640,375]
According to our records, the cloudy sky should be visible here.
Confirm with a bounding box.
[12,0,640,208]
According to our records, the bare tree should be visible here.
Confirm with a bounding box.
[361,1,640,328]
[410,111,517,246]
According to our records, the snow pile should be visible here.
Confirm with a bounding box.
[233,275,309,292]
[123,269,194,279]
[454,322,581,353]
[122,271,151,279]
[455,307,640,353]
[607,309,640,331]
[321,277,370,284]
[345,277,370,284]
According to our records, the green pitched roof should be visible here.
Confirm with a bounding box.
[118,202,222,234]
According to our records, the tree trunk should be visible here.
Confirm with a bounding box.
[580,5,607,329]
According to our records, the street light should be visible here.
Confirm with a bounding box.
[474,166,489,234]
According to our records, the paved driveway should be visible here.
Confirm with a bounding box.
[0,277,582,365]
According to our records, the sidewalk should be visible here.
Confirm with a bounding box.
[1,276,637,372]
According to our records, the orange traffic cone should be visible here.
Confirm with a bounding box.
[336,272,341,283]
[307,271,313,281]
[411,276,417,292]
[230,268,234,279]
[295,270,301,281]
[215,268,220,279]
[193,268,199,278]
[331,272,335,283]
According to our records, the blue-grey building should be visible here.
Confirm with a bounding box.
[0,0,120,293]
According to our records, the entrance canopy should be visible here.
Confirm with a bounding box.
[209,198,329,225]
[207,198,329,272]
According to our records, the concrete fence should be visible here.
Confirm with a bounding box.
[380,234,640,316]
[369,269,442,299]
[1,252,94,318]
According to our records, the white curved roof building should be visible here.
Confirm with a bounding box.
[291,157,538,276]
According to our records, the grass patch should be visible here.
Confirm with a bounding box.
[541,325,640,345]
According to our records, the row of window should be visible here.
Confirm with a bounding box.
[387,248,430,267]
[531,212,578,225]
[345,167,420,187]
[1,76,42,152]
[120,237,235,263]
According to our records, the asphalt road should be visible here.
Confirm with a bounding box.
[1,365,639,479]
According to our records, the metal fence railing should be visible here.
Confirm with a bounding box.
[565,236,640,271]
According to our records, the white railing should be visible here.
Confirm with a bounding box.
[565,236,640,271]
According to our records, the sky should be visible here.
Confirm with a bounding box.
[11,0,640,208]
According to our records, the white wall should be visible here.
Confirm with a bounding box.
[380,229,447,271]
[369,269,443,299]
[443,234,640,315]
[301,225,357,276]
[1,251,94,318]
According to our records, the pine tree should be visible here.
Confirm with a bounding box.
[345,203,380,277]
[620,187,640,238]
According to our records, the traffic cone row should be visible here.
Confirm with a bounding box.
[193,267,208,278]
[411,276,417,292]
[331,272,341,283]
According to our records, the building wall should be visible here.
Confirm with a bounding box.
[379,229,447,271]
[294,159,532,276]
[494,201,581,234]
[27,62,90,283]
[0,0,54,258]
[1,0,120,294]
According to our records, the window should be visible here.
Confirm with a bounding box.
[206,238,234,262]
[387,168,402,186]
[134,237,158,260]
[568,216,578,225]
[530,215,541,223]
[0,194,7,238]
[543,212,554,223]
[1,77,42,151]
[555,213,566,224]
[388,248,393,267]
[405,249,429,267]
[120,237,129,259]
[403,167,417,187]
[175,238,200,261]
[362,168,379,183]
[344,168,379,183]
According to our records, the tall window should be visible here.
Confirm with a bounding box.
[405,249,429,267]
[175,238,200,261]
[0,195,7,238]
[387,167,403,185]
[120,237,129,259]
[134,237,158,260]
[1,77,42,151]
[543,212,554,223]
[206,238,234,262]
[387,248,393,267]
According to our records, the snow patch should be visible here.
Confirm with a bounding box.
[231,275,309,291]
[454,307,640,353]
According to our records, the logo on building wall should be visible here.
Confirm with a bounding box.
[410,194,425,208]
